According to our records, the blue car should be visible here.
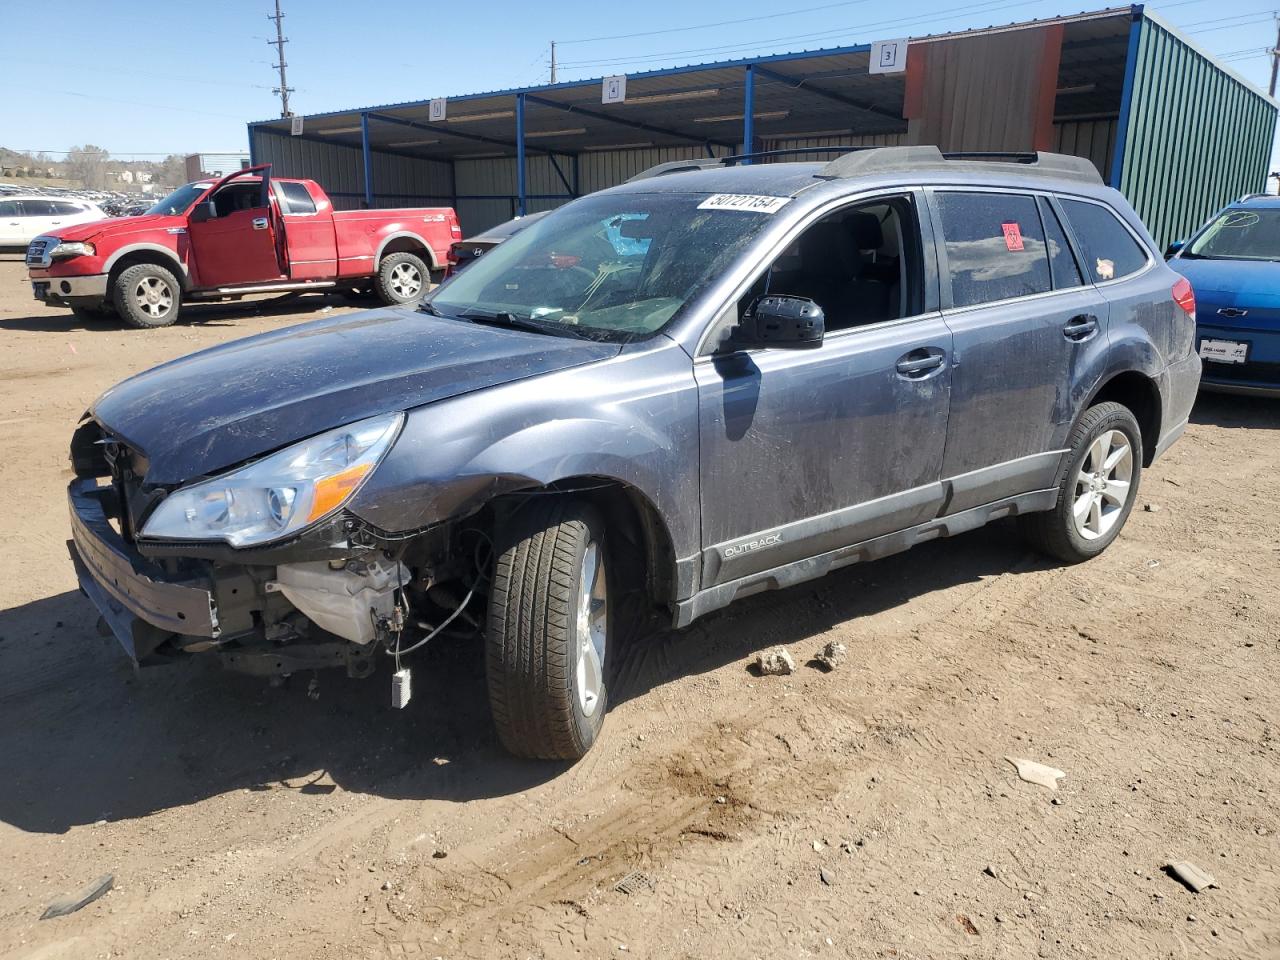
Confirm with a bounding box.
[1168,195,1280,396]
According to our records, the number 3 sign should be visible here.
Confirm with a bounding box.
[602,75,627,104]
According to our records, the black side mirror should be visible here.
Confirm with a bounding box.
[190,201,217,223]
[1165,239,1185,259]
[736,295,824,349]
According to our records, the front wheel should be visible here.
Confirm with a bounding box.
[486,498,610,760]
[1019,401,1142,563]
[112,263,182,328]
[374,252,429,305]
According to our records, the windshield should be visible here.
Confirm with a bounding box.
[429,192,778,342]
[146,182,212,216]
[1185,208,1280,261]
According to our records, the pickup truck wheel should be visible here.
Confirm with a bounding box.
[113,263,182,328]
[374,252,428,305]
[487,498,609,760]
[1019,401,1142,563]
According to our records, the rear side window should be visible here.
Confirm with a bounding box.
[278,181,317,214]
[51,201,85,216]
[22,199,57,217]
[1039,197,1083,289]
[935,191,1051,307]
[0,200,17,217]
[1058,198,1149,282]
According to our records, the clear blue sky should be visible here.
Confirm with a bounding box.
[1,0,1276,159]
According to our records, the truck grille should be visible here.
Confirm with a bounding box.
[26,238,51,267]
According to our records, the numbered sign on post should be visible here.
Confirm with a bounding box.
[429,98,447,122]
[869,38,909,74]
[602,75,627,104]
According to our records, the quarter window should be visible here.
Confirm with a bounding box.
[1058,198,1149,282]
[935,192,1051,307]
[277,181,318,215]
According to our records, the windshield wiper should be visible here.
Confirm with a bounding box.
[456,309,582,338]
[417,300,446,316]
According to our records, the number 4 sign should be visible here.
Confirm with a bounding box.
[602,75,627,104]
[869,38,909,74]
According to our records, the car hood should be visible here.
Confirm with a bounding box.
[91,306,620,486]
[50,214,179,242]
[1170,257,1280,303]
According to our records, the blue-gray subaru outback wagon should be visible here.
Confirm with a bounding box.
[67,146,1200,760]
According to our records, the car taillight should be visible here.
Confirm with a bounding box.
[447,242,461,266]
[1172,276,1195,316]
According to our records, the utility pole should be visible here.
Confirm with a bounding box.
[1270,14,1280,98]
[268,0,294,118]
[550,41,558,84]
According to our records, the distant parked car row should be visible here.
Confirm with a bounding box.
[1166,194,1280,397]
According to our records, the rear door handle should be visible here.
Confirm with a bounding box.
[895,347,946,379]
[252,217,270,231]
[1063,313,1099,341]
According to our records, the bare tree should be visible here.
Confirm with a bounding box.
[65,145,110,190]
[154,154,187,187]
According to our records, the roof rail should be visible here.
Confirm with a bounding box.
[820,146,1103,184]
[628,145,1105,185]
[626,146,869,183]
[1237,191,1273,202]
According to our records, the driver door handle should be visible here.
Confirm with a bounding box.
[895,347,946,379]
[252,217,270,231]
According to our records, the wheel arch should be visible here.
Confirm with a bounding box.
[104,245,189,292]
[376,232,438,271]
[484,477,679,611]
[1083,369,1162,465]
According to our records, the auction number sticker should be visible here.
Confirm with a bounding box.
[697,194,791,213]
[1001,221,1024,251]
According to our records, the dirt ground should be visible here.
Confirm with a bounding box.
[0,255,1277,960]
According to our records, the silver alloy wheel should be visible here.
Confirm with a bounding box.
[388,262,422,299]
[134,276,173,319]
[1072,429,1133,540]
[574,540,608,718]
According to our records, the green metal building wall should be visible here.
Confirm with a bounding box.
[1116,11,1278,250]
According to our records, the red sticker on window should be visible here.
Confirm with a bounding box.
[1002,222,1024,252]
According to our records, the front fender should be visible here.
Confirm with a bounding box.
[347,339,701,576]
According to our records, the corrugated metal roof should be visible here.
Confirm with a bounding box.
[249,7,1151,158]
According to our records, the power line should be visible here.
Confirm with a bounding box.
[558,0,879,45]
[558,0,1046,69]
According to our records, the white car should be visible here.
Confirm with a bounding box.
[0,196,108,248]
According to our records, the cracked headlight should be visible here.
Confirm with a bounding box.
[141,412,403,547]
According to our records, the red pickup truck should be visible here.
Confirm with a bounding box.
[26,164,461,328]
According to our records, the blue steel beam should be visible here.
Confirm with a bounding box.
[750,64,904,122]
[360,112,373,207]
[516,93,527,216]
[742,65,756,164]
[523,93,732,149]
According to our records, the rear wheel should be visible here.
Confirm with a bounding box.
[112,263,182,328]
[1019,401,1142,563]
[486,498,610,760]
[374,252,428,305]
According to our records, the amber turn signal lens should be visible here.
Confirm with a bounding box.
[306,462,372,522]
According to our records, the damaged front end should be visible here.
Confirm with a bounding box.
[66,415,483,682]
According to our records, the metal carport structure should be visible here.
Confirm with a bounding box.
[247,4,1276,247]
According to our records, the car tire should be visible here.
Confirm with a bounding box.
[486,498,610,760]
[112,263,182,328]
[374,252,429,305]
[1019,401,1143,563]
